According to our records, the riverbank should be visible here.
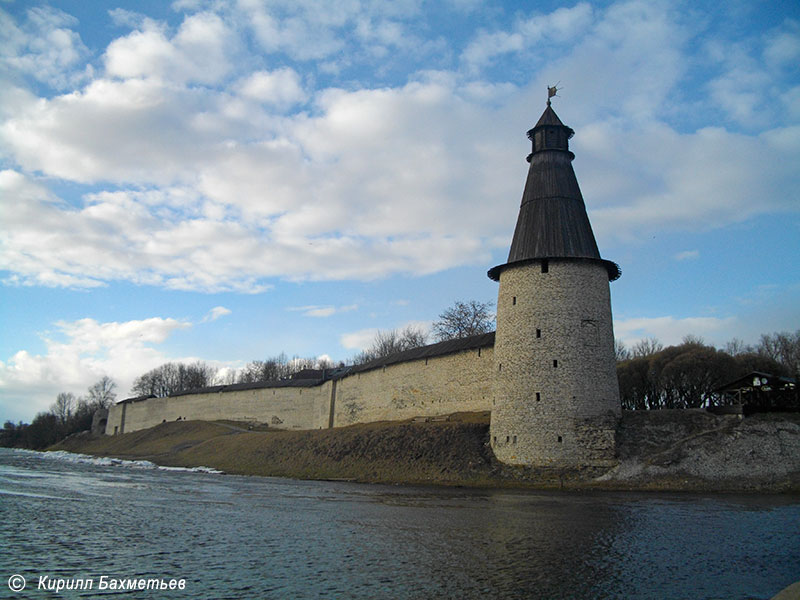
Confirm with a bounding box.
[51,410,800,492]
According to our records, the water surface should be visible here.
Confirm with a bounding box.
[1,448,798,599]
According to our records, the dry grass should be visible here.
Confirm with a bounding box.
[54,414,508,486]
[51,410,800,492]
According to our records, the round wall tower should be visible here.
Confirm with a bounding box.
[488,100,621,467]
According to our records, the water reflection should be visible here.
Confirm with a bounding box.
[2,448,798,600]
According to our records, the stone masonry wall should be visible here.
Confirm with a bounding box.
[105,384,332,434]
[332,346,494,427]
[491,259,620,466]
[105,346,495,435]
[106,402,123,434]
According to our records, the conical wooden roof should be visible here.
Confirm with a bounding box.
[534,103,571,128]
[488,103,620,281]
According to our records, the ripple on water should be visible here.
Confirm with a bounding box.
[1,448,799,600]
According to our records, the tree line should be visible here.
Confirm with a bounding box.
[2,377,117,449]
[616,331,799,410]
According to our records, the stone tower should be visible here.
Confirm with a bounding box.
[488,99,621,467]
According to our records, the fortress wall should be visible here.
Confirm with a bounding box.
[106,384,332,434]
[332,346,494,427]
[105,344,495,436]
[106,402,124,434]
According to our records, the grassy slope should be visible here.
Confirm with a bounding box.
[53,413,591,488]
[52,411,800,492]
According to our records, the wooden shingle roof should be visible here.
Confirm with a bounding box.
[348,331,495,375]
[488,103,620,282]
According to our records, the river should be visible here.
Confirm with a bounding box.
[1,447,798,599]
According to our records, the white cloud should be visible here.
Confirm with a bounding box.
[305,307,337,318]
[202,306,232,322]
[288,304,358,318]
[763,21,800,67]
[674,250,699,261]
[340,327,380,351]
[461,3,593,71]
[0,6,90,89]
[0,1,798,295]
[614,315,738,348]
[703,19,800,128]
[340,319,432,351]
[0,75,513,290]
[0,317,191,420]
[108,8,146,29]
[583,123,800,243]
[0,77,221,184]
[104,11,234,84]
[234,0,423,62]
[315,354,334,367]
[236,68,306,107]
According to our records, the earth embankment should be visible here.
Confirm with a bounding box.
[52,410,800,492]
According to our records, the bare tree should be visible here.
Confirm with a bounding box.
[51,392,75,425]
[681,334,705,347]
[431,300,494,341]
[316,356,335,370]
[87,376,117,408]
[354,325,428,364]
[217,368,238,385]
[398,325,428,348]
[631,337,664,358]
[724,337,752,356]
[132,361,218,397]
[180,361,218,390]
[238,353,290,383]
[371,329,404,358]
[757,330,800,378]
[237,353,335,383]
[615,339,631,362]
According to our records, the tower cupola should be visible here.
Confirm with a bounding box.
[526,100,575,162]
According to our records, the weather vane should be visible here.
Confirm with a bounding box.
[547,83,561,105]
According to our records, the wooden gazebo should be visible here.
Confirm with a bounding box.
[712,371,798,415]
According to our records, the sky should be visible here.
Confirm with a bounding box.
[1,0,798,423]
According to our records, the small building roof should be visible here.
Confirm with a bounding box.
[714,371,796,394]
